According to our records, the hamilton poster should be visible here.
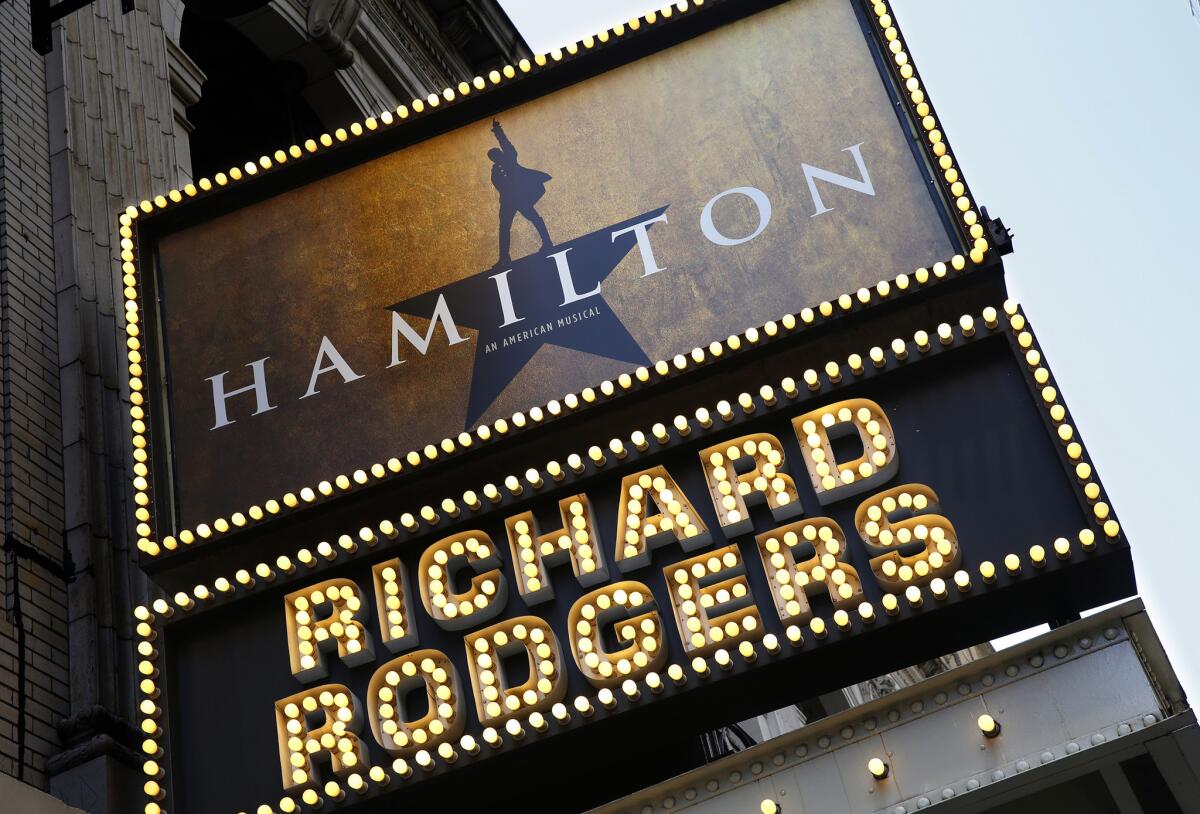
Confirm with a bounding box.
[154,0,957,529]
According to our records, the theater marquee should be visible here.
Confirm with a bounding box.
[115,2,1134,814]
[133,305,1133,814]
[121,0,988,545]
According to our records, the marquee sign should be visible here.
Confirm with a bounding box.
[116,2,1131,814]
[119,0,992,553]
[132,305,1134,814]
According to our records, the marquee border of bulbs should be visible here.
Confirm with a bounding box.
[131,301,1126,814]
[113,0,992,562]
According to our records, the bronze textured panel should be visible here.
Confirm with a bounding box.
[155,0,955,528]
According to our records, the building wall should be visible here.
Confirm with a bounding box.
[0,0,527,809]
[0,771,84,813]
[0,0,70,788]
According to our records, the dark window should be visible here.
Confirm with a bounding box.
[181,9,325,180]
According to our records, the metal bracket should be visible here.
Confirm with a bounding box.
[0,0,137,55]
[981,205,1015,256]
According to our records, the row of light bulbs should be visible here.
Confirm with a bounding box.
[126,250,989,564]
[137,483,1109,814]
[139,549,1054,814]
[138,301,1120,640]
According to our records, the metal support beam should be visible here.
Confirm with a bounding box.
[0,0,136,54]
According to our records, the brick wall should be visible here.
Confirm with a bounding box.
[0,0,71,788]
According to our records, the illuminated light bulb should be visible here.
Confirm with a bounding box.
[848,354,864,375]
[691,656,710,677]
[714,649,732,670]
[392,757,412,777]
[858,602,875,623]
[905,585,922,607]
[868,757,890,780]
[761,800,780,814]
[652,423,669,443]
[759,384,777,405]
[1047,537,1072,561]
[552,702,571,723]
[717,400,734,421]
[808,617,827,639]
[530,710,549,730]
[1029,545,1046,567]
[567,453,584,473]
[738,640,757,662]
[1004,554,1021,575]
[781,377,798,397]
[804,369,820,391]
[977,713,1001,738]
[461,734,480,755]
[505,718,525,739]
[833,609,851,631]
[631,430,649,451]
[646,672,664,693]
[574,696,594,717]
[959,314,976,336]
[930,578,947,599]
[979,561,996,583]
[482,726,502,747]
[881,594,899,615]
[695,407,712,428]
[914,330,930,351]
[737,393,755,414]
[938,323,953,344]
[674,414,692,435]
[526,467,544,488]
[667,664,686,685]
[891,338,907,359]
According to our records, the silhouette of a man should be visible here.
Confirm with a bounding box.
[489,120,553,267]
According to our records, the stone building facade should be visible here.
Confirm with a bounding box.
[0,2,525,810]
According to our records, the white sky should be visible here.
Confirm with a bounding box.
[499,0,1200,697]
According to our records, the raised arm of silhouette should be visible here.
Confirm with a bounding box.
[488,120,554,268]
[492,120,517,160]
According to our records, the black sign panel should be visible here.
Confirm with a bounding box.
[136,308,1133,814]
